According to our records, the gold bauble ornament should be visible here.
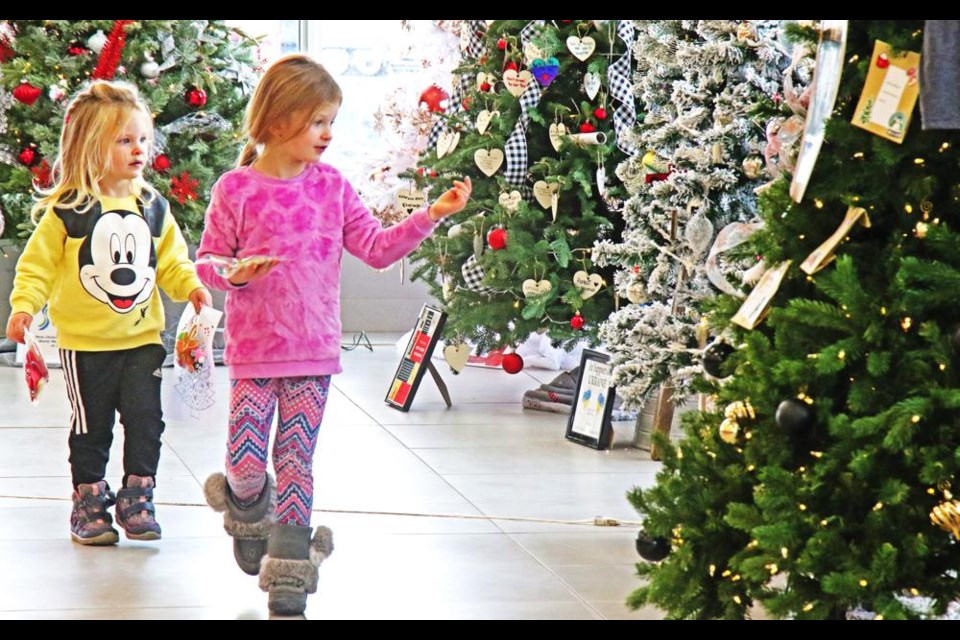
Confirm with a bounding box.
[719,418,740,444]
[742,155,764,179]
[931,499,960,538]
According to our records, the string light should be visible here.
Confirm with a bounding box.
[914,158,925,165]
[940,142,950,152]
[859,579,869,587]
[820,519,829,526]
[733,595,742,605]
[709,564,716,577]
[799,503,807,511]
[940,363,947,371]
[905,204,913,214]
[814,198,824,208]
[873,502,884,511]
[803,603,815,612]
[853,151,864,159]
[911,415,921,424]
[811,451,823,458]
[781,547,789,559]
[746,464,755,472]
[880,306,887,315]
[838,350,846,360]
[901,317,912,332]
[910,588,920,596]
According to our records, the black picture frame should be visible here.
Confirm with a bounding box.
[565,349,615,450]
[385,305,447,412]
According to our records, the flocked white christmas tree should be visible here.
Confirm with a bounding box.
[592,20,789,407]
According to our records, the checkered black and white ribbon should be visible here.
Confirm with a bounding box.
[461,254,496,294]
[608,20,638,156]
[503,20,545,196]
[428,20,487,149]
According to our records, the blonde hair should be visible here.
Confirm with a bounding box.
[31,80,155,223]
[238,54,342,167]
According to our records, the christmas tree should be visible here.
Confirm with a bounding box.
[592,20,789,409]
[629,20,960,619]
[0,20,258,242]
[406,20,636,360]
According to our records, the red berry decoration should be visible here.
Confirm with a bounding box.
[497,38,507,50]
[18,146,37,167]
[13,82,41,107]
[151,154,171,173]
[480,81,491,92]
[501,353,524,374]
[579,122,596,133]
[418,84,449,113]
[876,52,889,69]
[593,108,608,120]
[488,228,508,250]
[186,87,207,108]
[570,312,585,330]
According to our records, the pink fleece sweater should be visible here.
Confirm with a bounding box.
[196,163,437,379]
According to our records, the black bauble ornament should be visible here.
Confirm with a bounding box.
[775,398,815,434]
[702,341,735,378]
[635,531,671,562]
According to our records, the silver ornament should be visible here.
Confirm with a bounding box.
[140,59,160,79]
[87,30,107,54]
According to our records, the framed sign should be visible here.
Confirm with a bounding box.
[385,305,448,411]
[565,349,615,450]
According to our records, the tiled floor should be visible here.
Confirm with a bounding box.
[0,334,663,620]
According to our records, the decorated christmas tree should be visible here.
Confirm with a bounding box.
[0,20,258,242]
[406,20,636,365]
[629,20,960,619]
[592,20,789,409]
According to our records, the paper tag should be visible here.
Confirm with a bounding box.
[800,206,871,275]
[533,180,560,209]
[437,130,460,158]
[474,148,504,176]
[573,271,603,299]
[498,190,522,213]
[396,188,428,215]
[524,42,544,67]
[852,40,920,143]
[477,109,498,134]
[731,261,792,330]
[567,36,596,61]
[549,122,568,151]
[584,72,601,99]
[521,278,552,297]
[503,69,533,97]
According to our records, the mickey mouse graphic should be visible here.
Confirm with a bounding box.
[56,195,165,315]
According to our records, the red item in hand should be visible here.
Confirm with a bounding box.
[23,331,49,404]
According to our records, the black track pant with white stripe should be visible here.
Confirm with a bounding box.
[60,344,167,489]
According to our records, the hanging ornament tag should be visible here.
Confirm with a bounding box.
[460,23,472,51]
[533,180,560,209]
[473,231,485,258]
[625,281,646,304]
[498,190,522,213]
[521,279,553,297]
[573,270,604,299]
[474,149,504,176]
[550,193,559,221]
[396,188,427,216]
[567,36,597,61]
[596,165,608,196]
[731,261,792,330]
[476,109,499,134]
[851,40,920,144]
[444,343,471,373]
[800,206,871,275]
[436,130,461,158]
[524,42,544,67]
[584,72,601,99]
[549,122,568,151]
[503,69,533,97]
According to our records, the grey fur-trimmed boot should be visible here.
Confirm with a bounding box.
[204,472,276,576]
[258,523,334,616]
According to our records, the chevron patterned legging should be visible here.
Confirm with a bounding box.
[226,376,330,526]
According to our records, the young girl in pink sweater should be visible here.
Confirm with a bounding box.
[198,54,471,617]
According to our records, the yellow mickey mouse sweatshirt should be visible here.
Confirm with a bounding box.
[9,192,203,351]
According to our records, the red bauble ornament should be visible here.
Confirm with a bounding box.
[186,87,207,108]
[876,52,889,69]
[570,313,585,330]
[67,42,88,56]
[480,81,491,92]
[419,84,449,113]
[497,38,507,50]
[593,108,608,120]
[18,147,37,167]
[579,122,596,133]
[13,82,41,107]
[152,154,171,173]
[0,42,14,63]
[429,170,438,178]
[488,228,507,250]
[501,353,524,374]
[462,96,472,111]
[504,61,518,72]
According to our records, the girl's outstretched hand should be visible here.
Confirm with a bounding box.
[428,176,472,221]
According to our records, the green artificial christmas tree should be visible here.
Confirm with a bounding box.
[407,20,635,361]
[629,19,960,619]
[0,20,258,242]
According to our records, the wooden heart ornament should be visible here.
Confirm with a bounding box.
[548,122,568,151]
[503,69,533,97]
[533,181,560,209]
[498,190,522,213]
[474,149,504,176]
[437,130,460,158]
[522,279,553,298]
[476,109,499,134]
[583,72,601,100]
[567,36,596,61]
[396,188,427,215]
[573,270,604,299]
[444,343,471,373]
